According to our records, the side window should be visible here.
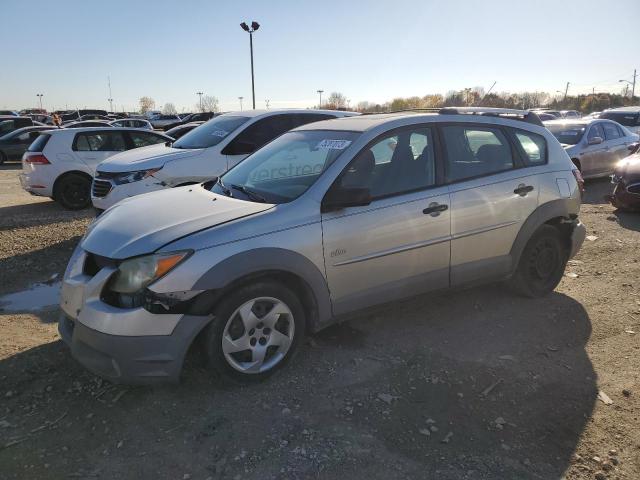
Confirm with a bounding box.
[74,132,126,152]
[587,123,605,142]
[291,113,334,129]
[225,115,293,155]
[513,130,547,165]
[442,126,514,182]
[128,131,166,148]
[602,122,621,140]
[340,126,435,199]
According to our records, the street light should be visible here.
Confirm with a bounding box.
[238,96,244,111]
[317,90,324,108]
[240,21,260,109]
[196,91,203,112]
[619,69,637,99]
[265,99,270,109]
[36,93,43,111]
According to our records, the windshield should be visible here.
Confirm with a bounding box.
[212,130,360,203]
[173,115,249,149]
[546,123,586,145]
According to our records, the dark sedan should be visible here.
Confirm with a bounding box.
[162,111,216,131]
[0,126,53,164]
[164,121,204,140]
[610,154,640,211]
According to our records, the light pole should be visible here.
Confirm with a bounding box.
[238,96,244,111]
[317,90,323,108]
[619,69,637,100]
[107,76,113,112]
[36,93,43,110]
[240,21,260,109]
[196,91,203,112]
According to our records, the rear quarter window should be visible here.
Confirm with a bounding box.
[512,129,547,166]
[27,133,51,152]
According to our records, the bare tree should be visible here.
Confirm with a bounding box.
[198,95,219,113]
[139,96,156,114]
[325,92,347,109]
[162,103,177,115]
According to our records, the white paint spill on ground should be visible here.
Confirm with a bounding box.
[0,281,61,312]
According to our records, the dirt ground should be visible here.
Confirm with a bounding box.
[0,163,638,480]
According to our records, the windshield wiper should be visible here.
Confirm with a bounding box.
[216,177,231,196]
[229,184,267,203]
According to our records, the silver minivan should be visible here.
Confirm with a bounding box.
[59,108,586,384]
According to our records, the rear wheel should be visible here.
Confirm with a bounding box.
[54,173,91,210]
[204,281,305,383]
[511,225,568,298]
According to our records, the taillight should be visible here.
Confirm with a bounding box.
[24,153,50,165]
[572,169,585,194]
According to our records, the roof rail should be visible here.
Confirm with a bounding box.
[363,107,543,126]
[437,107,543,126]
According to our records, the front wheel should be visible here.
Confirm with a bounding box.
[55,173,91,210]
[204,281,306,383]
[511,225,568,298]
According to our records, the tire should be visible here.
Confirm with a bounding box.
[54,173,91,210]
[511,225,568,298]
[204,280,306,383]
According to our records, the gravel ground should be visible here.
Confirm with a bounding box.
[0,165,638,480]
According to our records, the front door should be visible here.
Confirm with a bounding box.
[581,123,607,177]
[321,125,450,316]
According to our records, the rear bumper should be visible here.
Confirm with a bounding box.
[608,181,640,211]
[569,221,586,259]
[19,171,53,197]
[58,312,210,384]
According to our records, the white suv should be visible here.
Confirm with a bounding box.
[20,127,171,209]
[91,109,357,212]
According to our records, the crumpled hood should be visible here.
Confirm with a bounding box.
[96,143,204,173]
[82,186,274,259]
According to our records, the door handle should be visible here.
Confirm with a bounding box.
[514,184,534,196]
[423,202,448,216]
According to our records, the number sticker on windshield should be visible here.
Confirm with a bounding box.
[316,139,352,150]
[560,131,579,136]
[211,130,228,137]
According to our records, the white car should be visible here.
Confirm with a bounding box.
[109,118,153,130]
[92,109,357,212]
[20,127,171,210]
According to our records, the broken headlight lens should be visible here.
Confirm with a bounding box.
[110,251,191,294]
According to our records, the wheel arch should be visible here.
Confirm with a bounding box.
[509,200,576,274]
[190,248,332,333]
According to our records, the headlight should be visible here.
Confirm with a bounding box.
[114,167,162,185]
[110,250,191,294]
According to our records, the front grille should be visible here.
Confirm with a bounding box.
[92,179,112,198]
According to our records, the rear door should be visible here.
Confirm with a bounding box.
[601,122,628,173]
[321,124,451,315]
[72,131,127,172]
[443,124,541,286]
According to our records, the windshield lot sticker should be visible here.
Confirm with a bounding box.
[560,131,579,136]
[211,130,228,137]
[316,139,352,150]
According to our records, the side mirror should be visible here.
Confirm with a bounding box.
[588,136,603,145]
[321,186,371,213]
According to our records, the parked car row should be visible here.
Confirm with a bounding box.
[56,107,588,384]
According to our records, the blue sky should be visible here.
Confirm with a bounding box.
[2,0,638,112]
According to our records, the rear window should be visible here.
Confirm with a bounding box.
[27,133,51,152]
[599,112,639,127]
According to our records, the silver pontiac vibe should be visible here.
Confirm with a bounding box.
[59,108,586,384]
